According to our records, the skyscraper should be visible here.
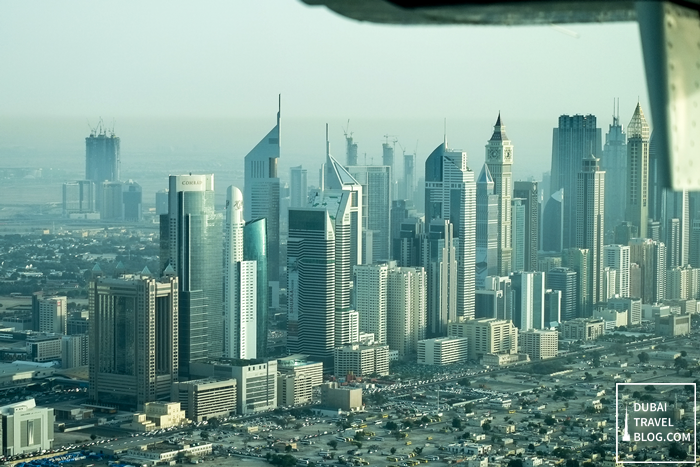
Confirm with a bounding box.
[513,181,539,271]
[562,248,590,317]
[476,163,499,289]
[510,271,545,330]
[161,174,223,375]
[244,96,281,287]
[603,244,631,298]
[354,263,389,344]
[224,186,267,360]
[625,103,651,239]
[485,114,513,275]
[424,141,476,319]
[287,208,335,364]
[511,198,526,272]
[541,189,564,252]
[547,267,577,322]
[394,217,423,268]
[550,114,602,249]
[88,274,178,409]
[387,266,426,357]
[85,123,119,184]
[244,218,268,357]
[600,102,627,231]
[424,220,458,337]
[348,165,392,262]
[576,153,605,309]
[403,151,416,202]
[62,180,96,217]
[629,238,666,304]
[122,180,142,221]
[664,189,689,268]
[290,165,308,208]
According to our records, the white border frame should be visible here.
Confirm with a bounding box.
[615,382,696,464]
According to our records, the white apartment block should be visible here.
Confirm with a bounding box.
[354,263,388,344]
[417,337,468,365]
[518,329,558,360]
[449,318,517,360]
[334,344,389,377]
[387,266,426,357]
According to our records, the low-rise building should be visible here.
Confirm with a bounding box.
[277,372,313,407]
[561,318,605,340]
[190,359,278,415]
[122,441,212,465]
[519,329,558,360]
[171,379,237,421]
[417,337,468,365]
[655,313,691,336]
[277,354,323,387]
[334,344,389,377]
[124,402,188,431]
[0,399,54,456]
[321,383,362,411]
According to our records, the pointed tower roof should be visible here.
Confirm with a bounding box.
[91,263,102,273]
[141,265,152,276]
[244,95,281,165]
[627,102,650,140]
[489,112,509,141]
[163,263,176,276]
[325,125,361,190]
[477,162,494,185]
[425,142,446,182]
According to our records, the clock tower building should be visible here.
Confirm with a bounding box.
[485,113,514,276]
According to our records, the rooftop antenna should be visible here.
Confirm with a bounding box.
[443,118,447,145]
[325,123,330,158]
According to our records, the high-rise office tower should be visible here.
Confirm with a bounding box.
[576,153,605,309]
[476,163,499,289]
[382,138,395,197]
[690,219,700,268]
[513,181,539,271]
[394,217,424,268]
[600,102,627,231]
[512,198,526,272]
[544,289,562,327]
[562,248,590,317]
[424,220,458,336]
[403,152,416,202]
[648,132,665,224]
[629,238,667,303]
[482,275,513,320]
[345,128,358,166]
[62,180,96,217]
[664,189,689,268]
[603,244,631,298]
[155,189,169,216]
[122,180,142,221]
[625,103,651,239]
[354,263,389,344]
[85,123,120,184]
[348,165,391,262]
[390,200,416,257]
[541,189,564,252]
[615,221,639,246]
[287,208,335,364]
[224,186,268,360]
[100,181,123,220]
[290,165,308,208]
[88,274,178,409]
[244,218,268,357]
[224,186,255,359]
[425,141,476,319]
[33,295,67,334]
[160,174,223,375]
[387,266,426,357]
[550,114,602,249]
[547,267,577,322]
[244,96,281,287]
[510,271,545,330]
[485,114,513,275]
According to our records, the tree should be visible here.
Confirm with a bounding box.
[452,418,462,429]
[584,372,593,382]
[386,421,398,431]
[669,442,688,460]
[638,352,650,363]
[285,445,292,453]
[457,378,470,387]
[90,434,97,441]
[507,459,523,467]
[675,357,688,372]
[413,447,423,455]
[539,427,548,435]
[390,447,397,455]
[645,385,656,392]
[328,440,338,450]
[482,422,491,432]
[421,416,431,424]
[544,416,556,426]
[681,350,688,357]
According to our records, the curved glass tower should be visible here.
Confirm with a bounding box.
[244,217,268,358]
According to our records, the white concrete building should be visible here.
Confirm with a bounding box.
[417,337,468,365]
[518,329,558,360]
[0,399,54,456]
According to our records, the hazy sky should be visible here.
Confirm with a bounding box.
[0,0,650,185]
